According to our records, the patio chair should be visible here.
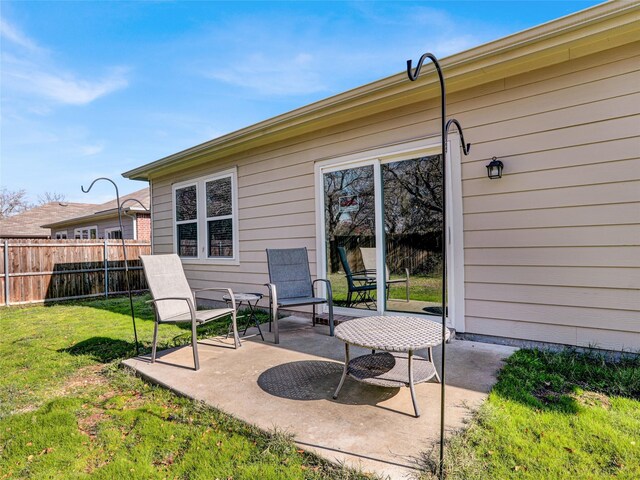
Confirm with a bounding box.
[140,254,240,371]
[360,247,410,302]
[265,247,334,344]
[337,246,377,308]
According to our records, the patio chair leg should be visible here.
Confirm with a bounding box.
[312,304,316,327]
[273,304,279,344]
[269,303,272,332]
[406,270,410,302]
[151,321,159,363]
[231,310,241,349]
[346,291,352,308]
[191,320,200,371]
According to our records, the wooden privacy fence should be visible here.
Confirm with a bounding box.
[329,233,443,275]
[0,239,151,305]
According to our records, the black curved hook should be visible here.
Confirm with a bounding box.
[406,52,440,82]
[81,177,119,195]
[445,118,471,156]
[120,198,149,219]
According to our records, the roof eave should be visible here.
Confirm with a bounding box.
[122,1,640,181]
[42,208,142,229]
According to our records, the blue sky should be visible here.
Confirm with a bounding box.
[1,1,602,204]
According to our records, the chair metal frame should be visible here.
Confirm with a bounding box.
[359,247,410,302]
[141,254,239,371]
[265,247,334,344]
[337,246,377,308]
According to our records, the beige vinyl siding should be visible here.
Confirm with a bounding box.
[148,40,640,349]
[459,41,640,351]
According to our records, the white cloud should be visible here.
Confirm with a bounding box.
[194,5,489,99]
[1,19,129,107]
[207,51,327,96]
[76,143,105,156]
[0,18,41,51]
[3,54,130,106]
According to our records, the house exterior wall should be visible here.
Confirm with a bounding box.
[458,41,640,351]
[148,41,640,351]
[64,216,136,239]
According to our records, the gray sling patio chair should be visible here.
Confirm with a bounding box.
[265,247,334,344]
[337,246,377,308]
[360,247,410,302]
[140,254,240,371]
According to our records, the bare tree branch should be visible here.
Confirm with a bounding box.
[0,187,31,218]
[37,191,67,205]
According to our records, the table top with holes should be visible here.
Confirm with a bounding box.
[334,316,449,352]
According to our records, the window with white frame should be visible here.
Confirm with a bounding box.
[105,227,123,239]
[74,226,98,240]
[173,168,238,261]
[175,183,198,257]
[55,231,67,239]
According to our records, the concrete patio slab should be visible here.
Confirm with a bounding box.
[123,317,517,479]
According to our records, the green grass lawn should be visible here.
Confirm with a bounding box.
[420,348,640,479]
[0,296,372,479]
[2,297,638,479]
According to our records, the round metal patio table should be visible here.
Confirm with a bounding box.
[332,316,449,417]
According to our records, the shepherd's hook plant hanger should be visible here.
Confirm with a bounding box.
[82,177,141,355]
[406,52,471,480]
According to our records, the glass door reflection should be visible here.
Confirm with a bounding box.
[323,164,378,311]
[382,155,444,315]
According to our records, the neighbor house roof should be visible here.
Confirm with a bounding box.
[122,1,640,182]
[42,187,150,230]
[0,202,97,238]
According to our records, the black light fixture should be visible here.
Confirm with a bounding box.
[486,157,503,179]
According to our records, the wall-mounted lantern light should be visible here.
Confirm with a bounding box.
[486,157,504,179]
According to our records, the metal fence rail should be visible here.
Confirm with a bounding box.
[0,239,151,305]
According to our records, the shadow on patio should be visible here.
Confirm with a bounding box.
[123,316,517,479]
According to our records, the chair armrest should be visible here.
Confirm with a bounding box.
[146,297,196,322]
[312,278,333,299]
[352,269,369,276]
[192,288,236,311]
[264,283,277,306]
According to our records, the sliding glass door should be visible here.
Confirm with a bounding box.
[323,164,377,312]
[382,155,443,315]
[321,153,445,317]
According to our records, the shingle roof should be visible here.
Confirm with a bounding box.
[0,202,97,238]
[41,187,150,229]
[0,187,150,238]
[94,187,150,213]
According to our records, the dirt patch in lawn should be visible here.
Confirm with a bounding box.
[571,390,611,410]
[60,364,109,395]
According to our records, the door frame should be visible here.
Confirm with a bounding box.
[313,137,466,331]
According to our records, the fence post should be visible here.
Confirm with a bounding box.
[3,240,9,306]
[104,238,108,299]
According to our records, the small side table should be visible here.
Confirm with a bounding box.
[223,292,265,341]
[332,316,449,417]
